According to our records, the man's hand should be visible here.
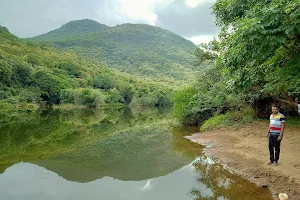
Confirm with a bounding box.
[277,135,283,141]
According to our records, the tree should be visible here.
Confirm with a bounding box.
[0,60,13,85]
[91,75,114,90]
[194,38,219,65]
[212,0,300,108]
[33,70,64,105]
[105,88,124,103]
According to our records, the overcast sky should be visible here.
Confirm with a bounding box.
[0,0,219,44]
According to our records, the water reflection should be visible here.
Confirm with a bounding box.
[32,123,192,182]
[0,108,273,200]
[0,107,173,174]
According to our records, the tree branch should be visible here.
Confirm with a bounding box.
[273,94,297,108]
[283,91,298,107]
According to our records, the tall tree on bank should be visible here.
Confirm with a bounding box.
[212,0,300,108]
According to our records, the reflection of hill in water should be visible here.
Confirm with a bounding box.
[0,107,193,182]
[33,124,192,182]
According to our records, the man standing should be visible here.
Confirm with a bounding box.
[267,103,286,166]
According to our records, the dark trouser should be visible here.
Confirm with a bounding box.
[268,134,281,162]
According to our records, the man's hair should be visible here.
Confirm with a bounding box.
[272,103,279,108]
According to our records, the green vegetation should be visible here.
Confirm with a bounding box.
[200,108,255,131]
[172,61,240,124]
[29,20,204,85]
[173,0,300,127]
[0,108,188,180]
[286,116,300,128]
[0,26,173,107]
[33,19,108,40]
[212,0,300,108]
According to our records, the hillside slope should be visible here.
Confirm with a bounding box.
[29,20,202,83]
[0,26,172,107]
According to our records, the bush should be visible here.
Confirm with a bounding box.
[200,114,231,131]
[200,107,255,131]
[60,88,105,107]
[105,88,124,104]
[91,75,114,90]
[172,86,198,123]
[57,61,82,77]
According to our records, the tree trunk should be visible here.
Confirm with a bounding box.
[273,92,298,108]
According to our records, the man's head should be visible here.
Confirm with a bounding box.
[272,103,279,114]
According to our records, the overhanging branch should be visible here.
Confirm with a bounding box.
[273,95,297,108]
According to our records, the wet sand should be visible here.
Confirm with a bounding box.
[186,121,300,200]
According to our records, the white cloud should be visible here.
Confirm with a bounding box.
[185,0,215,8]
[0,0,218,38]
[186,35,215,45]
[117,0,167,25]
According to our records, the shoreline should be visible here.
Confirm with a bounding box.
[0,102,125,111]
[185,121,300,200]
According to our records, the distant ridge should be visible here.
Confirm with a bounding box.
[29,19,202,83]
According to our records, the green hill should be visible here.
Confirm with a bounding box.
[0,26,172,107]
[31,19,109,40]
[29,20,201,84]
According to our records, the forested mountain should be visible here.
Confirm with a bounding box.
[29,20,202,84]
[31,19,109,40]
[0,26,172,107]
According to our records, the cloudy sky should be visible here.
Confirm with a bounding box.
[0,0,219,44]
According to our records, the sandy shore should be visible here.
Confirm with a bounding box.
[186,121,300,200]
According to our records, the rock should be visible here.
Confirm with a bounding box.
[270,178,275,183]
[278,193,288,200]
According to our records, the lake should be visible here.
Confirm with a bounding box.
[0,107,273,200]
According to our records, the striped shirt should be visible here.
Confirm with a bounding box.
[269,112,285,135]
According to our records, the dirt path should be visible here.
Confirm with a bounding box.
[186,121,300,200]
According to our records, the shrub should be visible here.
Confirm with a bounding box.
[105,88,124,104]
[200,107,255,131]
[91,75,114,90]
[61,88,105,107]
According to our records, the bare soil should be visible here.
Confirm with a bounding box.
[186,121,300,200]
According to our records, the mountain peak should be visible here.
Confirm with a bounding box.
[62,19,107,29]
[29,19,108,40]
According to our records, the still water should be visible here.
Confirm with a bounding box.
[0,108,273,200]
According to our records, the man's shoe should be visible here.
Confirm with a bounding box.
[274,161,279,166]
[267,162,273,165]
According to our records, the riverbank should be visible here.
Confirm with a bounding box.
[186,120,300,200]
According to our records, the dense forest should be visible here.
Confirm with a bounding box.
[173,0,300,125]
[28,19,205,86]
[0,26,173,108]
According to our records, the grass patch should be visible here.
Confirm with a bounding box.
[200,107,255,132]
[286,116,300,128]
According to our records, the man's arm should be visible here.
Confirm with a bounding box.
[267,129,270,137]
[278,122,285,141]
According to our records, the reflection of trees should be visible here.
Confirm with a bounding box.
[58,109,107,125]
[0,107,172,175]
[35,123,192,182]
[170,126,204,159]
[190,159,273,200]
